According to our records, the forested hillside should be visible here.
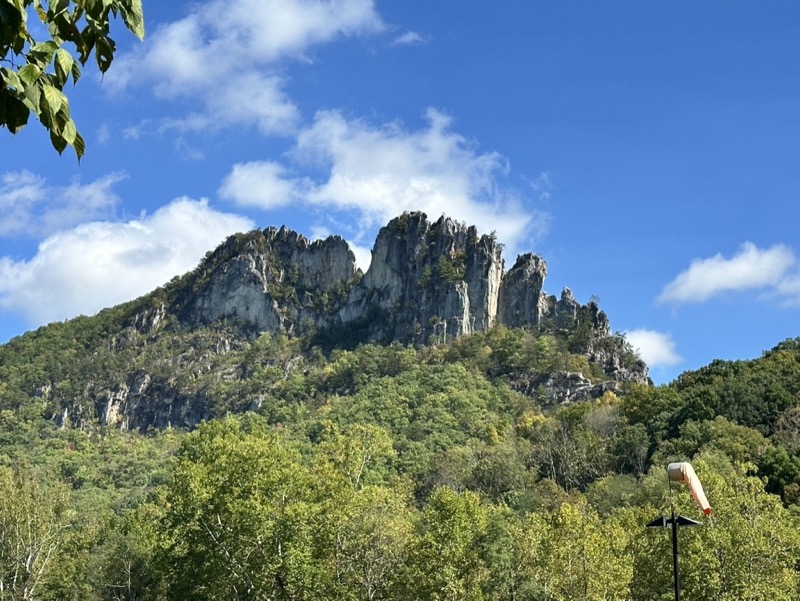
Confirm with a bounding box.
[1,315,800,598]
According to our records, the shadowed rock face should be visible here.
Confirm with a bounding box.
[498,253,548,329]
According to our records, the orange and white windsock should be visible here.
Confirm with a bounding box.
[668,462,712,516]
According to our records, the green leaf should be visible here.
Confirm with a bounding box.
[121,0,145,40]
[73,130,85,159]
[78,26,97,65]
[52,0,71,15]
[42,84,64,122]
[0,2,25,36]
[70,61,82,84]
[29,40,59,54]
[29,41,59,69]
[0,68,24,93]
[54,49,75,85]
[61,118,77,145]
[22,79,41,114]
[49,126,68,154]
[2,0,141,159]
[95,36,115,72]
[8,0,26,16]
[18,64,42,87]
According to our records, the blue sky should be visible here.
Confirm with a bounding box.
[2,1,799,384]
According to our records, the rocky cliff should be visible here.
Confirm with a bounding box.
[21,212,650,432]
[336,213,505,343]
[171,212,613,347]
[174,226,358,335]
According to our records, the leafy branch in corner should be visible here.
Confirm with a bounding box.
[0,0,144,159]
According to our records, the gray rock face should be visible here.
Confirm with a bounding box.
[507,370,626,405]
[191,252,284,332]
[44,211,653,430]
[180,227,357,335]
[165,211,648,391]
[498,253,548,328]
[175,212,623,350]
[96,374,210,432]
[338,213,505,343]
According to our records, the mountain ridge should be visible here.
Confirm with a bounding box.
[168,212,625,347]
[0,212,649,431]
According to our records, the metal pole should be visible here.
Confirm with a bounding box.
[646,466,703,601]
[671,508,680,601]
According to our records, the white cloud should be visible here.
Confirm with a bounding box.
[157,73,300,137]
[624,329,682,368]
[530,171,552,203]
[0,171,125,238]
[348,242,373,272]
[0,199,253,327]
[658,242,796,305]
[108,0,383,135]
[219,161,306,209]
[392,30,428,46]
[777,275,800,306]
[96,122,111,145]
[219,109,548,255]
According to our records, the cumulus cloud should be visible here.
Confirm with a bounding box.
[0,199,253,327]
[219,109,548,255]
[658,242,796,305]
[219,161,307,209]
[0,171,125,238]
[392,30,428,46]
[108,0,383,135]
[624,329,682,368]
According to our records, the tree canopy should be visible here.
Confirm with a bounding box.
[2,293,800,598]
[0,0,144,158]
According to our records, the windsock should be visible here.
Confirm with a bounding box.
[668,462,712,516]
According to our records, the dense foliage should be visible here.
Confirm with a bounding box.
[0,0,144,158]
[1,303,800,598]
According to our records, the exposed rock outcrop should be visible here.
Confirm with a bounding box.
[166,212,638,368]
[176,226,358,335]
[93,371,210,432]
[337,213,505,343]
[507,370,626,405]
[498,253,548,328]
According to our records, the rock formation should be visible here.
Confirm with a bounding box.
[172,212,620,350]
[176,226,358,335]
[337,213,505,343]
[42,211,649,431]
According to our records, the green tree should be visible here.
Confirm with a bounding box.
[332,485,414,601]
[515,500,632,601]
[88,503,167,601]
[405,488,489,601]
[316,422,396,491]
[160,417,325,600]
[0,0,144,158]
[0,466,73,601]
[626,456,800,601]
